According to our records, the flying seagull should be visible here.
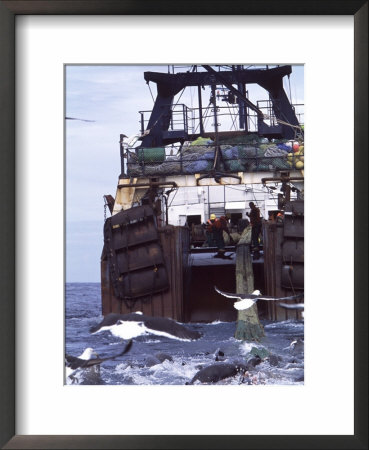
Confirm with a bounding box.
[121,129,150,147]
[65,347,97,379]
[65,116,95,122]
[65,340,133,379]
[214,286,304,311]
[278,302,304,311]
[90,312,202,341]
[278,302,305,318]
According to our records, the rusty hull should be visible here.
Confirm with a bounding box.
[262,206,304,321]
[101,225,190,321]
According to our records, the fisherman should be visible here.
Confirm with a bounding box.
[276,211,284,223]
[246,202,262,250]
[219,214,234,246]
[205,213,227,256]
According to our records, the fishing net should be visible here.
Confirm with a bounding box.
[126,139,300,177]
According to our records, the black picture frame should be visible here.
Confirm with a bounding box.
[0,1,367,449]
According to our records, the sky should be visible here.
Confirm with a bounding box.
[65,64,304,282]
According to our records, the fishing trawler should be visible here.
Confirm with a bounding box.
[101,65,304,322]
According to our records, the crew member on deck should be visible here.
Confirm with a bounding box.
[206,214,227,256]
[219,214,234,246]
[246,202,262,250]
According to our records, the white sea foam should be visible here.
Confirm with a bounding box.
[239,341,256,355]
[264,320,303,329]
[201,320,227,325]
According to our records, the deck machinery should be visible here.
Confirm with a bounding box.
[101,65,304,321]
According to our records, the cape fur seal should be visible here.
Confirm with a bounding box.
[186,357,261,385]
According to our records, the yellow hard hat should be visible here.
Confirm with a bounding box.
[210,214,216,220]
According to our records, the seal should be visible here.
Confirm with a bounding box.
[186,355,262,384]
[145,353,173,367]
[214,348,226,361]
[186,362,248,384]
[90,313,202,341]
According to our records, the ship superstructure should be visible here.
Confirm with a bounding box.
[101,65,304,322]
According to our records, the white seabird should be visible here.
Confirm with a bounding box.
[278,302,304,310]
[65,340,133,380]
[214,286,304,311]
[65,347,97,379]
[65,117,95,122]
[121,129,150,148]
[278,302,305,318]
[90,313,202,341]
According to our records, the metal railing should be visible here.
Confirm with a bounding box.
[139,102,304,137]
[139,104,194,135]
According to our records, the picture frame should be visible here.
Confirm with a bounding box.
[0,1,367,448]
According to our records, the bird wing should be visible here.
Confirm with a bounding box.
[80,340,133,368]
[278,302,304,310]
[144,317,202,340]
[255,293,304,302]
[89,313,124,333]
[65,355,85,370]
[214,286,257,300]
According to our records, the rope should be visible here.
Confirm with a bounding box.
[263,114,304,140]
[168,187,179,207]
[147,82,155,103]
[173,87,186,109]
[226,103,238,131]
[263,114,302,131]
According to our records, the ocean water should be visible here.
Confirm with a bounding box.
[65,282,304,385]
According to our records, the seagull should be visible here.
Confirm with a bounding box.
[65,116,95,122]
[214,286,304,311]
[65,348,97,379]
[278,302,305,318]
[90,312,202,341]
[284,338,304,353]
[121,129,150,147]
[65,340,133,380]
[278,302,304,311]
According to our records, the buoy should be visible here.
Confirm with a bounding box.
[295,160,304,169]
[293,142,300,152]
